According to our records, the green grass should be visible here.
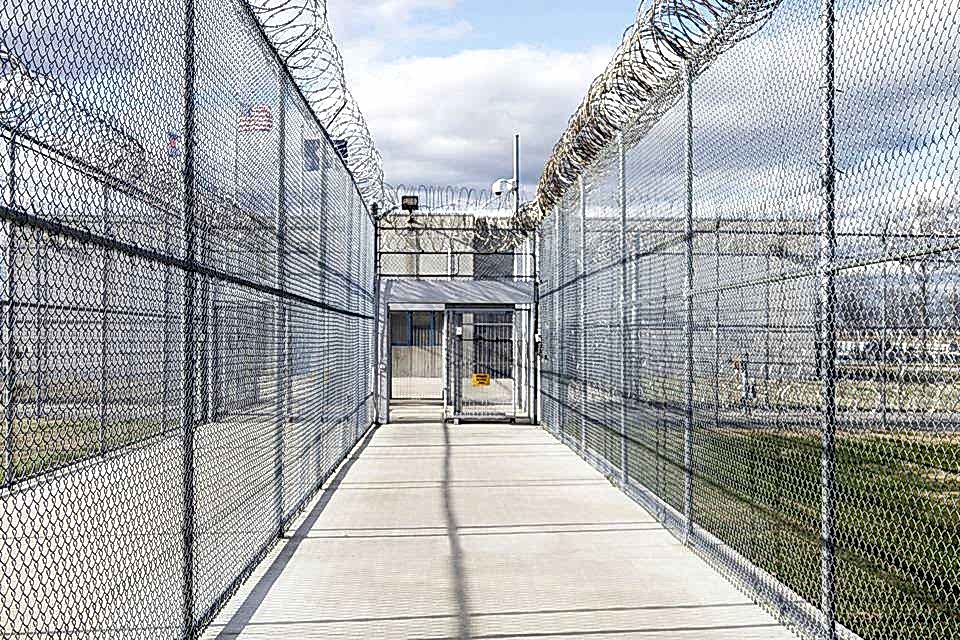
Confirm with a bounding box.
[4,417,167,484]
[658,427,959,639]
[557,367,960,639]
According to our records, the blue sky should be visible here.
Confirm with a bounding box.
[382,1,635,59]
[327,1,636,190]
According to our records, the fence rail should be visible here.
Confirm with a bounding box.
[1,0,376,637]
[539,1,960,640]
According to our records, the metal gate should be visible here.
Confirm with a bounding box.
[389,310,444,401]
[446,309,518,421]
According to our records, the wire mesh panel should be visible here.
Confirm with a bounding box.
[832,2,960,638]
[582,145,623,467]
[622,97,689,517]
[688,0,823,631]
[537,1,960,639]
[538,211,560,436]
[1,0,375,636]
[447,309,517,420]
[557,187,582,445]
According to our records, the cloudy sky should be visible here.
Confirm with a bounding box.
[326,1,635,192]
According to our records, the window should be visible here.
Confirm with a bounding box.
[390,311,441,346]
[390,312,411,346]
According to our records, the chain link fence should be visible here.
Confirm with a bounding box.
[539,1,959,639]
[1,0,375,636]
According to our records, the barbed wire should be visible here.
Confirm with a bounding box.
[383,183,511,213]
[532,0,781,223]
[380,184,534,254]
[249,0,384,207]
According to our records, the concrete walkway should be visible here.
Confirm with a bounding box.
[204,406,793,639]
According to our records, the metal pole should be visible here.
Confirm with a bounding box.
[714,218,721,430]
[554,207,562,437]
[98,186,112,454]
[344,188,355,444]
[33,234,49,439]
[447,241,453,280]
[3,137,18,486]
[818,1,839,636]
[578,175,586,454]
[274,76,288,534]
[880,218,888,430]
[212,303,221,419]
[199,230,210,424]
[285,305,293,434]
[311,140,323,432]
[618,131,628,484]
[682,59,695,544]
[764,252,772,409]
[162,209,173,433]
[633,233,641,430]
[373,215,381,425]
[317,140,330,440]
[513,134,521,215]
[181,0,198,631]
[532,232,540,425]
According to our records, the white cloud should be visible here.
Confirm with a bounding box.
[325,1,612,191]
[327,0,469,69]
[346,46,610,190]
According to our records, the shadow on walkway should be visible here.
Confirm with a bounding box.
[215,426,380,638]
[442,420,473,639]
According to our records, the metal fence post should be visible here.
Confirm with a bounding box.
[682,60,696,544]
[714,219,720,430]
[181,0,198,632]
[274,75,288,535]
[633,233,641,435]
[618,131,628,484]
[162,211,173,433]
[314,140,329,474]
[212,303,221,419]
[578,176,586,453]
[33,236,47,439]
[764,251,772,409]
[373,215,381,425]
[199,231,210,424]
[553,207,562,437]
[344,187,355,447]
[3,137,18,486]
[880,217,889,430]
[318,141,330,444]
[819,0,839,637]
[98,186,112,454]
[531,231,540,426]
[285,304,292,433]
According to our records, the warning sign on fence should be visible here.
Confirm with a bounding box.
[471,373,491,387]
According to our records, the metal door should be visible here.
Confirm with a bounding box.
[389,310,444,401]
[447,309,516,421]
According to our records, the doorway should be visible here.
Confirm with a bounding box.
[446,308,518,421]
[389,310,445,402]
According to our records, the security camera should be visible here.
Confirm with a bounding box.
[492,178,516,197]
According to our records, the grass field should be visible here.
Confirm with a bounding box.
[691,429,960,640]
[551,372,960,640]
[3,416,167,485]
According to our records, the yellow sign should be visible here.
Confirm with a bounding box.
[471,373,491,387]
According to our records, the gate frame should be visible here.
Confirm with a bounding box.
[443,304,531,424]
[386,304,447,412]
